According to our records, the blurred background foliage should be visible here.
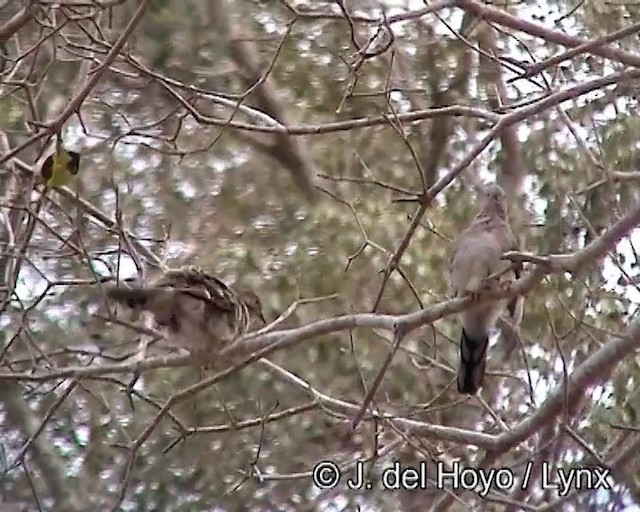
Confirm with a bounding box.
[1,0,640,511]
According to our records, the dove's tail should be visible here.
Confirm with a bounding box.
[106,286,173,309]
[105,286,179,325]
[457,328,489,394]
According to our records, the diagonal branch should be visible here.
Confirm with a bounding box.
[458,0,640,70]
[0,2,37,44]
[515,21,640,81]
[350,326,406,429]
[374,67,640,310]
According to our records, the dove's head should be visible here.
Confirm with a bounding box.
[240,290,267,326]
[479,183,507,218]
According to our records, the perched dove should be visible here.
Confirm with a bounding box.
[105,267,266,356]
[449,184,520,394]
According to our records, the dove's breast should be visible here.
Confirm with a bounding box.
[451,231,505,292]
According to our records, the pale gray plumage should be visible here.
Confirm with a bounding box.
[105,267,266,356]
[449,184,519,394]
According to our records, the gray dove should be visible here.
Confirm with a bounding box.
[105,267,266,356]
[449,184,520,394]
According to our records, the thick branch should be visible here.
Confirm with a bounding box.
[516,21,640,81]
[494,317,640,452]
[504,198,640,274]
[458,0,640,69]
[0,3,36,44]
[3,196,639,382]
[279,0,458,24]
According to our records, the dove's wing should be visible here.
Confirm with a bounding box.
[450,226,506,296]
[106,267,260,354]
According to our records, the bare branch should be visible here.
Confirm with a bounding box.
[459,0,640,70]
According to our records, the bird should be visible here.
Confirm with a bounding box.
[449,183,520,394]
[40,135,81,188]
[105,267,266,357]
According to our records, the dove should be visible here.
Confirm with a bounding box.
[105,267,266,356]
[449,184,520,394]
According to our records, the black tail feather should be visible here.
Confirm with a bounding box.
[105,286,164,310]
[457,328,489,394]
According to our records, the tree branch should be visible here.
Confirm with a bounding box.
[458,0,640,70]
[0,3,37,44]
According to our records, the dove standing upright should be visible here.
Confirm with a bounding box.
[449,184,520,394]
[105,267,266,356]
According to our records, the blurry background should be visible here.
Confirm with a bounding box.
[1,0,640,510]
